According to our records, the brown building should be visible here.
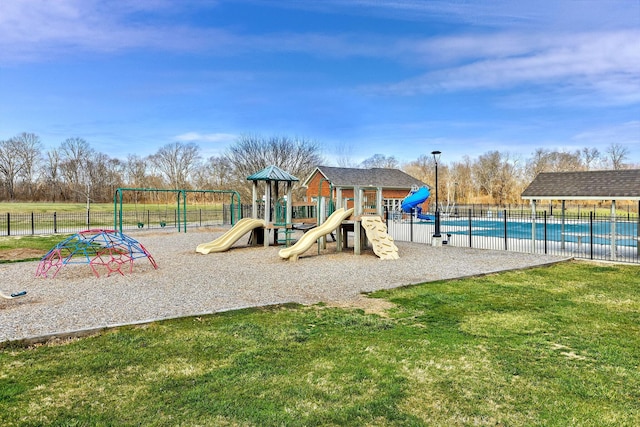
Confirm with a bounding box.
[302,166,430,214]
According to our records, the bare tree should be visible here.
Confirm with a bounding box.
[472,151,522,205]
[402,154,433,184]
[605,143,629,170]
[149,142,202,189]
[88,153,124,202]
[333,143,359,168]
[580,147,601,170]
[225,135,323,200]
[448,159,474,205]
[193,156,234,189]
[124,154,149,188]
[58,137,95,203]
[42,149,63,201]
[0,135,32,200]
[12,132,42,199]
[360,154,400,169]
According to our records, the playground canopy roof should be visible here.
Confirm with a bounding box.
[303,166,428,189]
[247,165,299,182]
[521,169,640,201]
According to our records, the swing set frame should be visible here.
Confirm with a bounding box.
[113,188,241,233]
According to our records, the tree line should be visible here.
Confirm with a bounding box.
[0,132,635,206]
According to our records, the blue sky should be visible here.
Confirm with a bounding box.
[1,0,639,166]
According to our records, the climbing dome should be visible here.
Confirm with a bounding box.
[36,229,158,278]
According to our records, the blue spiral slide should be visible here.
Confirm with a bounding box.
[401,187,434,220]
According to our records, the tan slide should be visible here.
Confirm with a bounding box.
[196,218,266,254]
[361,216,399,260]
[279,208,354,261]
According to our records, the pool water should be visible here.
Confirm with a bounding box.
[437,218,639,247]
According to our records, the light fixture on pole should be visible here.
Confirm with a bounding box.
[431,150,441,239]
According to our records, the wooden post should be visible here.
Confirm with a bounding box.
[354,186,362,255]
[286,182,293,224]
[252,181,258,219]
[336,187,343,252]
[264,180,271,247]
[319,197,327,250]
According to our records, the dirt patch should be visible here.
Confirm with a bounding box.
[325,294,396,317]
[0,248,45,262]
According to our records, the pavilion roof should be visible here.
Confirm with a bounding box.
[247,165,299,182]
[521,169,640,201]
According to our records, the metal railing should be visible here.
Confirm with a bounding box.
[387,208,640,264]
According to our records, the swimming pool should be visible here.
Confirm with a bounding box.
[438,217,639,246]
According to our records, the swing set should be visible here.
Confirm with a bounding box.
[113,188,241,233]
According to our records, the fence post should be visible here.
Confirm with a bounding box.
[503,209,508,250]
[31,212,35,235]
[410,208,413,243]
[590,211,594,260]
[7,212,10,236]
[544,211,548,254]
[468,208,472,248]
[86,209,90,228]
[54,212,57,233]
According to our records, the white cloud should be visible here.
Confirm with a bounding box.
[374,30,640,107]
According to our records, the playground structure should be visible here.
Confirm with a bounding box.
[300,180,400,260]
[279,208,354,260]
[401,186,433,220]
[194,165,299,253]
[361,216,399,259]
[195,165,400,260]
[196,218,266,254]
[36,229,158,278]
[113,188,241,233]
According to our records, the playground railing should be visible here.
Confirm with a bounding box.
[387,208,640,265]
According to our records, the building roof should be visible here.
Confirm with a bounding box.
[246,165,299,182]
[521,169,640,201]
[303,166,428,189]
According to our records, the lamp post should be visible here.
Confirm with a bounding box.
[431,150,441,239]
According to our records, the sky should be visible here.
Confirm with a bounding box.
[1,0,639,166]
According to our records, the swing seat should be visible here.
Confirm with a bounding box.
[160,221,166,228]
[137,222,144,229]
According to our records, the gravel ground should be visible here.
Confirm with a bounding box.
[0,228,570,344]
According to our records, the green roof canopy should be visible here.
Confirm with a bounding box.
[246,165,299,182]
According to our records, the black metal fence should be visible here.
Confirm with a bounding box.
[0,205,242,236]
[387,209,640,264]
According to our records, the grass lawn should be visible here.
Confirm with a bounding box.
[1,261,639,426]
[0,234,70,263]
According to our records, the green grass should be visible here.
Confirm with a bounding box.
[0,234,69,251]
[0,234,70,263]
[1,261,639,426]
[0,202,117,213]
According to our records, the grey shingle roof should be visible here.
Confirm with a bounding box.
[521,169,640,200]
[304,166,428,189]
[246,165,299,182]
